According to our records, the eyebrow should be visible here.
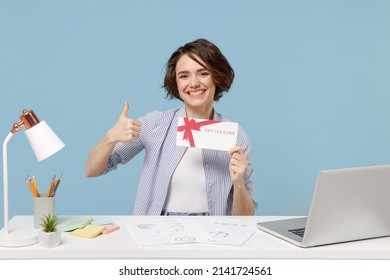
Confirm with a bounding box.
[176,68,208,76]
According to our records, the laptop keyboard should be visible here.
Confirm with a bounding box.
[288,227,305,237]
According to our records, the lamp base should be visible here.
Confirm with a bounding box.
[0,227,38,247]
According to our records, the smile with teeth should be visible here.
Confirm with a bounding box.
[187,90,205,96]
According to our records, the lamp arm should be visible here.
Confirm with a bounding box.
[2,132,14,234]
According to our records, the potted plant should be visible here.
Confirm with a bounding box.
[38,212,61,248]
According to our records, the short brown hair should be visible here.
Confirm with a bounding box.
[163,39,235,101]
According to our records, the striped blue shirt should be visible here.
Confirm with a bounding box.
[104,106,257,215]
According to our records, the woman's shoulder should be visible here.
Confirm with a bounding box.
[141,107,182,121]
[138,107,185,131]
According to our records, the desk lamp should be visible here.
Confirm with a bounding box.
[0,109,65,247]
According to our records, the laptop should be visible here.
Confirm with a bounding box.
[257,164,390,247]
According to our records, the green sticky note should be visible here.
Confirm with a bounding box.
[60,218,93,232]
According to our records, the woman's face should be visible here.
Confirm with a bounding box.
[175,54,216,118]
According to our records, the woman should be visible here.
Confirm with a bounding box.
[85,39,257,216]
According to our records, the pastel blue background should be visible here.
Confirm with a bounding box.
[1,0,389,228]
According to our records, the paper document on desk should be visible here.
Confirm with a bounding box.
[176,117,238,151]
[126,218,210,246]
[126,218,257,246]
[201,218,258,246]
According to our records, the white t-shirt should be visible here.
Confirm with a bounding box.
[163,148,208,212]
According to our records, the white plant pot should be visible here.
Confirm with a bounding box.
[38,230,61,248]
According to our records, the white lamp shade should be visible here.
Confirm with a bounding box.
[24,120,65,161]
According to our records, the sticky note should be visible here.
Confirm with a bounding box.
[60,218,93,232]
[70,225,106,239]
[102,224,120,235]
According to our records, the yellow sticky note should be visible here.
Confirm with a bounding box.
[70,225,105,239]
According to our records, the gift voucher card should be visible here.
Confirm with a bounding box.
[176,117,238,151]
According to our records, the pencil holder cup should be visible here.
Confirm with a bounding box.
[33,194,55,228]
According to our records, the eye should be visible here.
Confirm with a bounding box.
[178,74,188,79]
[200,71,210,77]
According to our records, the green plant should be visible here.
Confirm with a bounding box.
[40,212,59,233]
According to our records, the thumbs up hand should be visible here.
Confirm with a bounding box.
[106,101,141,144]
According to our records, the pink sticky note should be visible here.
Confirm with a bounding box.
[102,224,120,235]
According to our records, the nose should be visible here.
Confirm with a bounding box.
[190,75,200,88]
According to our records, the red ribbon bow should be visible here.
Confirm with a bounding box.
[177,118,220,147]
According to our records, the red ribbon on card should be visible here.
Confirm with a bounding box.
[177,118,220,147]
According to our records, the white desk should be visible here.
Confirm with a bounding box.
[1,215,390,259]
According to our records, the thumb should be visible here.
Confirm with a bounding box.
[120,100,129,118]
